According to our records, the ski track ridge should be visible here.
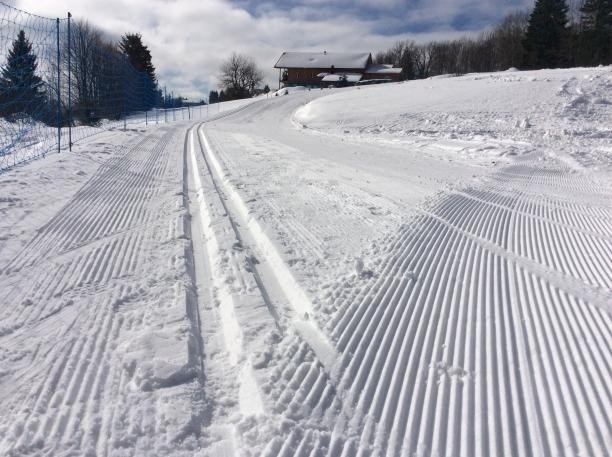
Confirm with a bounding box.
[260,151,611,455]
[0,126,192,456]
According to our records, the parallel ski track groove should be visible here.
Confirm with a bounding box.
[0,130,173,335]
[267,154,611,455]
[194,123,282,327]
[3,130,172,274]
[0,128,182,456]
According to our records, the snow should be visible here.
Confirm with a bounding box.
[295,67,612,171]
[274,51,371,69]
[271,85,309,97]
[0,66,611,456]
[321,73,362,82]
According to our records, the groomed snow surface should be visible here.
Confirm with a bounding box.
[0,67,611,456]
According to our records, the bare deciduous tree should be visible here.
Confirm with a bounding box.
[414,44,434,78]
[492,12,530,70]
[219,53,263,100]
[376,10,531,80]
[66,20,127,123]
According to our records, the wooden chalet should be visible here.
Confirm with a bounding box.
[274,51,402,88]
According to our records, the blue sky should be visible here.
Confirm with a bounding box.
[15,0,534,98]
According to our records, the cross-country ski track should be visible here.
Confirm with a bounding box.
[0,67,610,456]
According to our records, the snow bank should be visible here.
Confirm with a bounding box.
[272,86,309,97]
[294,66,612,169]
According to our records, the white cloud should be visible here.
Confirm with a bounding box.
[14,0,530,99]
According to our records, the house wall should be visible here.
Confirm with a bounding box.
[283,68,362,86]
[280,65,401,86]
[363,72,402,82]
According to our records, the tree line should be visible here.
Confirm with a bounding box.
[375,0,612,79]
[0,19,164,126]
[65,22,158,125]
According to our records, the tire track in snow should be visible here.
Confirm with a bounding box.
[266,152,611,455]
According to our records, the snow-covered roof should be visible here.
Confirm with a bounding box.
[365,64,402,74]
[321,73,363,83]
[275,52,372,69]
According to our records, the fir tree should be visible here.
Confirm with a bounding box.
[580,0,612,65]
[118,33,157,111]
[523,0,570,68]
[118,33,156,81]
[208,90,219,104]
[0,30,46,119]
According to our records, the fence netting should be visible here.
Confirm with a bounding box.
[0,3,61,169]
[0,2,206,172]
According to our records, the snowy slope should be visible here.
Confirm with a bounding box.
[0,67,610,456]
[295,67,612,172]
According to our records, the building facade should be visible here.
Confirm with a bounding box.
[274,51,402,88]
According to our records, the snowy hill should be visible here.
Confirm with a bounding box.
[0,66,610,456]
[295,67,612,171]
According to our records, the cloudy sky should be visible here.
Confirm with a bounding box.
[15,0,533,99]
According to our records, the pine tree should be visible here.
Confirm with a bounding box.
[580,0,612,65]
[118,33,157,111]
[0,30,46,119]
[118,33,156,81]
[208,90,219,104]
[523,0,570,68]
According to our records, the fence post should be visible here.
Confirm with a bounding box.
[67,12,72,151]
[122,57,126,131]
[56,18,61,153]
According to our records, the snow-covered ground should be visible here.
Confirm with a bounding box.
[0,67,610,456]
[0,98,258,172]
